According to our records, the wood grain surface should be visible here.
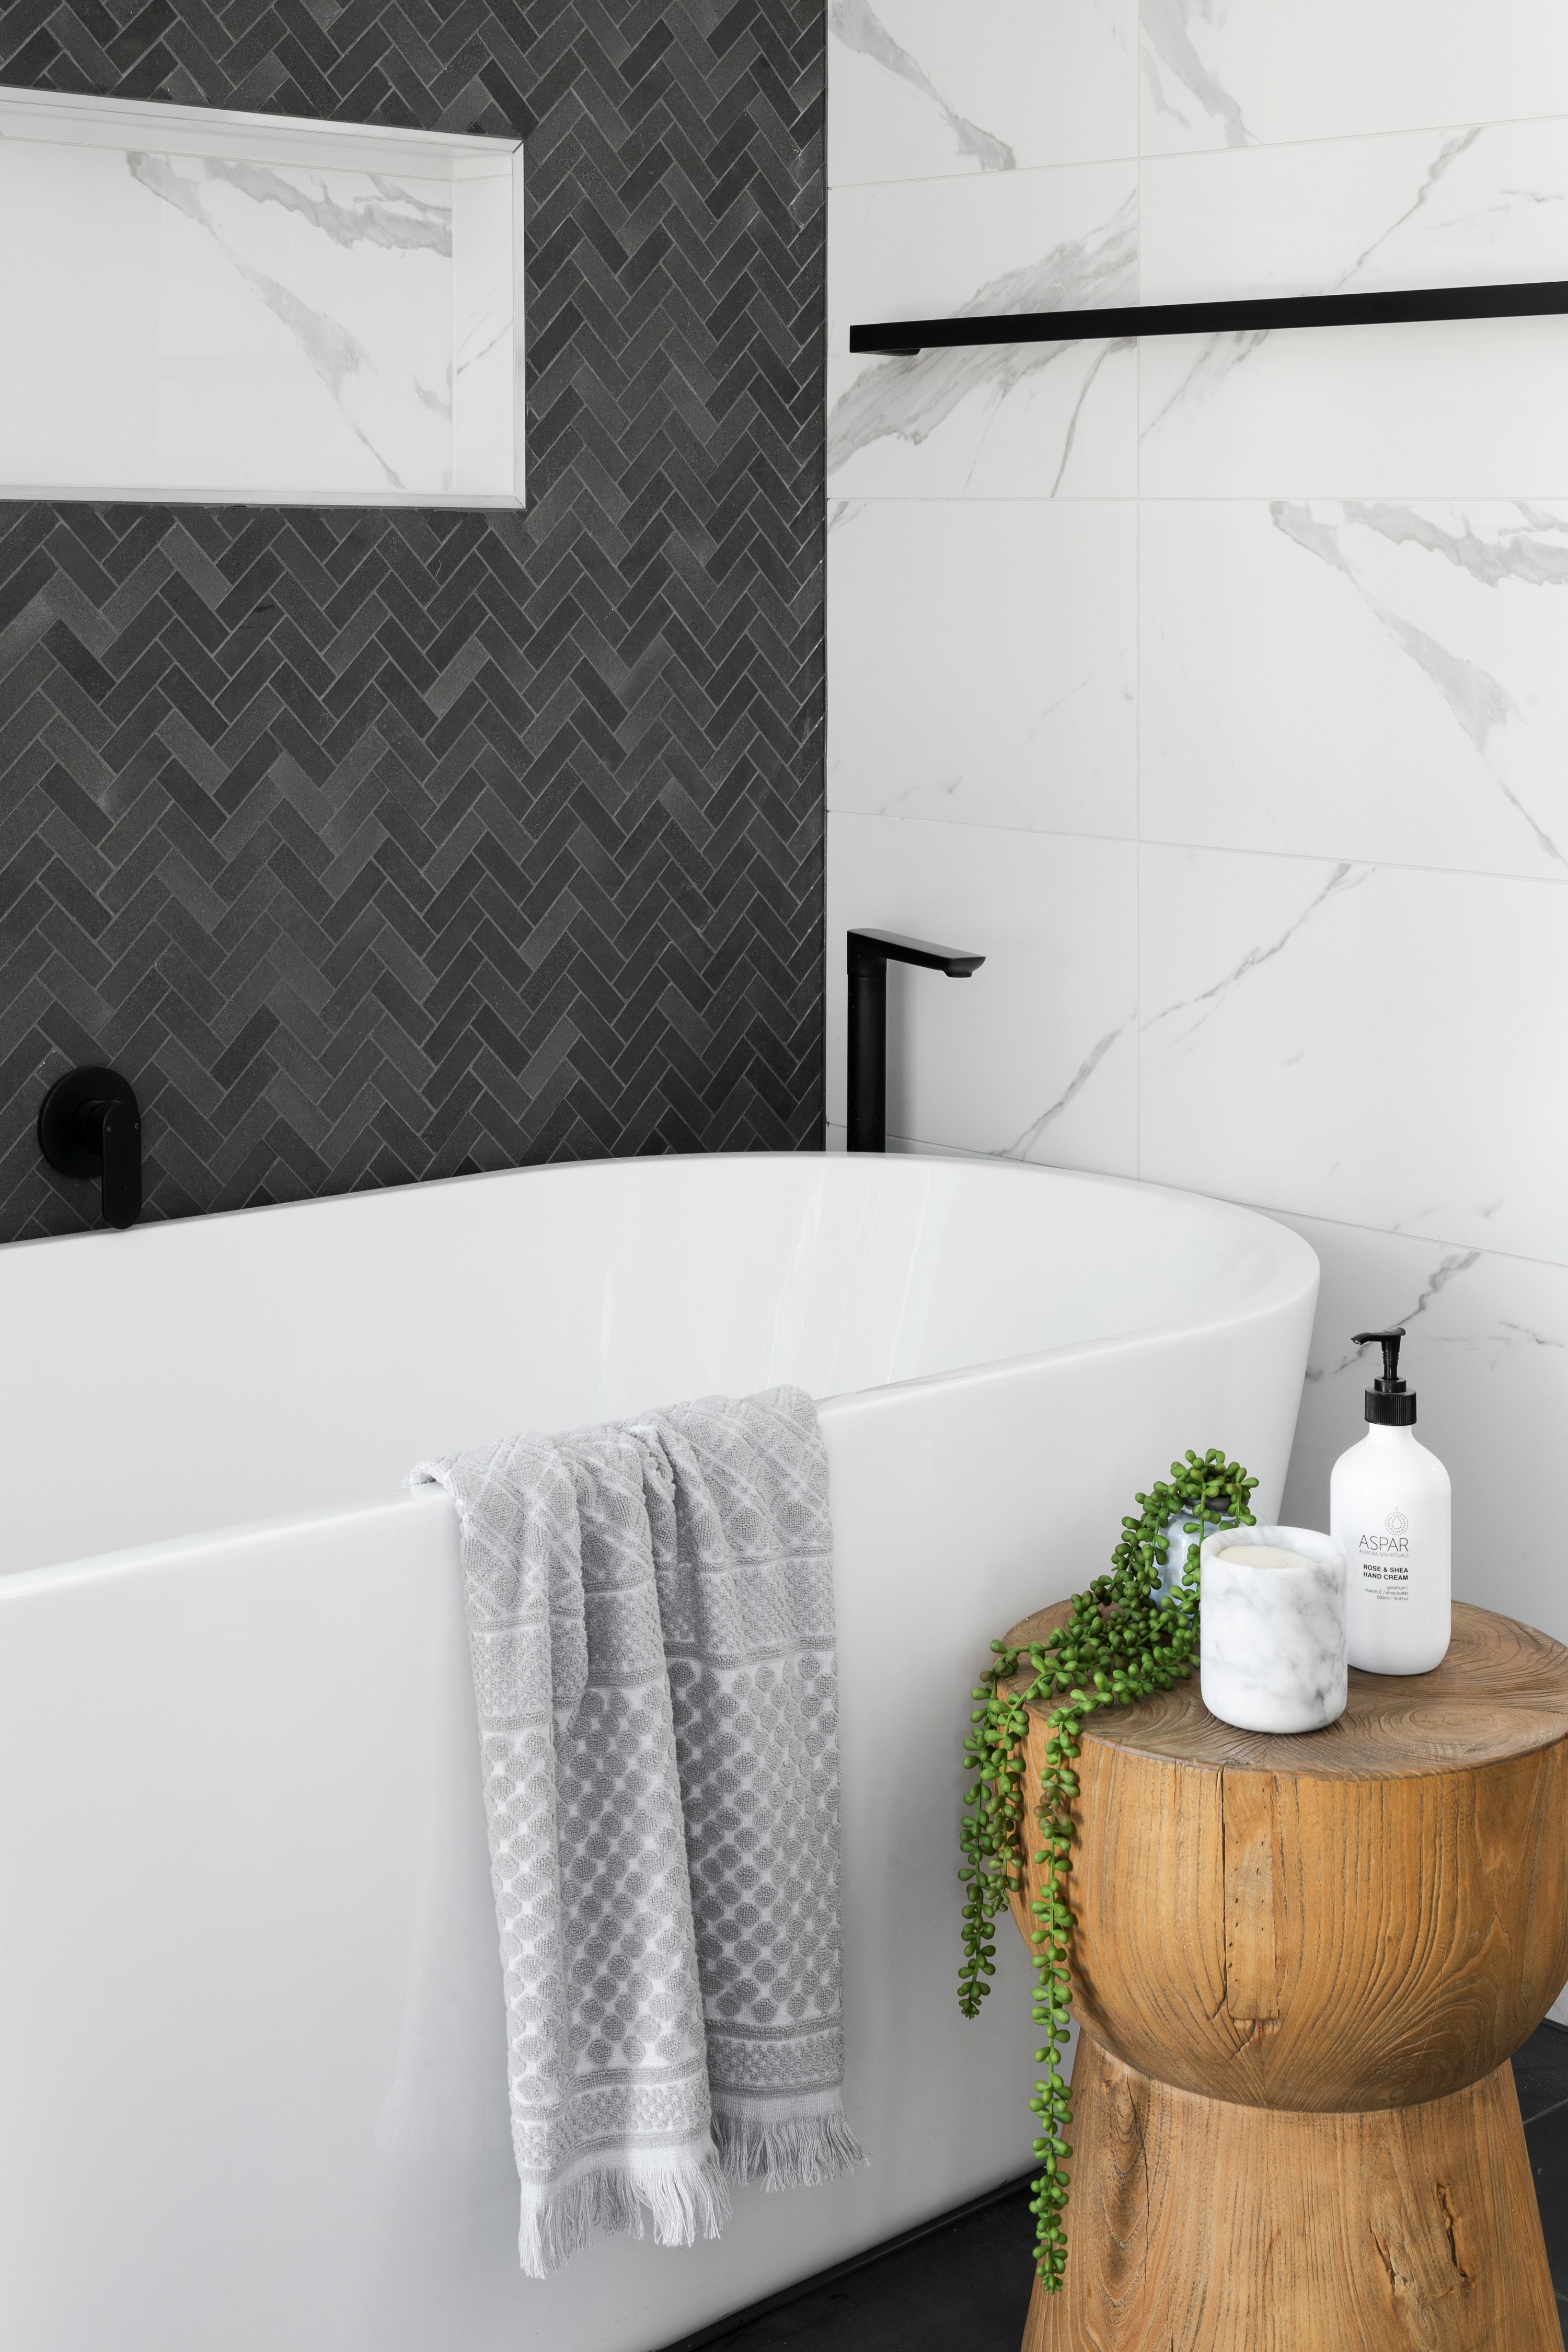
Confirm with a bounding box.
[1023,2037,1563,2352]
[995,1601,1568,2350]
[1002,1601,1568,2112]
[1003,1599,1568,1776]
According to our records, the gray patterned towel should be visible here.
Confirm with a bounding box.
[413,1385,863,2277]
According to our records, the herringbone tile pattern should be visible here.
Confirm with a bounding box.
[0,0,825,1239]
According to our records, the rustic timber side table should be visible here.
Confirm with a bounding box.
[1001,1599,1568,2352]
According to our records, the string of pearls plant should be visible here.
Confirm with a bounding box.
[957,1447,1259,2292]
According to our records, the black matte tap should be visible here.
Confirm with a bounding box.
[38,1066,143,1229]
[846,929,985,1153]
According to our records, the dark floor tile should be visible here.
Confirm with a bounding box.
[1515,2020,1568,2125]
[1526,2094,1568,2298]
[685,2185,1036,2351]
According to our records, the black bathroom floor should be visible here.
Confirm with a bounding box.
[666,2020,1568,2351]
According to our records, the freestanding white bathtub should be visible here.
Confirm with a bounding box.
[0,1153,1317,2352]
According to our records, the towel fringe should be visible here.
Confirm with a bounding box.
[517,2148,731,2280]
[712,2106,868,2193]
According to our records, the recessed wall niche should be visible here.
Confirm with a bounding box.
[0,85,524,508]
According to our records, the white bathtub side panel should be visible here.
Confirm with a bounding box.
[0,1490,511,2352]
[823,1289,1312,2240]
[0,1273,1312,2352]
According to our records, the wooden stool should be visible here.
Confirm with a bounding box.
[1001,1600,1568,2351]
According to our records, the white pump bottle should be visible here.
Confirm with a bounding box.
[1330,1326,1451,1675]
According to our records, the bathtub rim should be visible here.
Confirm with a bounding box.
[0,1159,1317,1599]
[1,1140,1316,1310]
[0,1148,1319,1387]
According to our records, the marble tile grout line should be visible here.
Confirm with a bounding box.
[1134,141,1143,1184]
[824,808,1568,900]
[824,107,1568,193]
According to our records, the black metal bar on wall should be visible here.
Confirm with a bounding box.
[0,3,827,1243]
[850,275,1568,354]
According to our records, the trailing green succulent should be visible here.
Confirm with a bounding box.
[958,1448,1258,2292]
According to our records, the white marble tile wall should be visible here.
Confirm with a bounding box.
[828,165,1138,497]
[826,3,1568,1664]
[827,498,1137,835]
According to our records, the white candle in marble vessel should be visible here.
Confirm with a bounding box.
[1221,1544,1315,1573]
[1201,1524,1347,1735]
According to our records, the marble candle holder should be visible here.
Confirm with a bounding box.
[1200,1524,1347,1735]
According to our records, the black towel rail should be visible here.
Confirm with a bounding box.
[848,276,1568,356]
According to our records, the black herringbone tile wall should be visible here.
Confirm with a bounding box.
[0,0,824,1240]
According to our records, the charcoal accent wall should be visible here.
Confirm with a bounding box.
[0,1,825,1240]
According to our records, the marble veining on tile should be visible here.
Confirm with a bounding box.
[1140,313,1568,499]
[1272,502,1567,866]
[128,151,454,492]
[827,499,1137,838]
[830,0,1016,172]
[1142,500,1568,878]
[1139,847,1568,1264]
[829,214,1134,486]
[1308,1251,1485,1389]
[1000,1018,1133,1160]
[1143,117,1568,305]
[828,172,1137,495]
[162,157,455,255]
[828,0,1136,185]
[1139,0,1568,156]
[1140,859,1369,1064]
[1333,127,1483,286]
[1138,326,1267,446]
[1141,0,1252,151]
[0,100,518,503]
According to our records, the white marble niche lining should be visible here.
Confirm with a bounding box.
[0,84,524,509]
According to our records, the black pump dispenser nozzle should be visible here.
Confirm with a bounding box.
[1352,1327,1416,1425]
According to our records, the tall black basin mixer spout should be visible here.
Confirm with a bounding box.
[38,1066,143,1230]
[846,929,985,1154]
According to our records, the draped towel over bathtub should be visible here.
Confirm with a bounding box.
[413,1384,864,2278]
